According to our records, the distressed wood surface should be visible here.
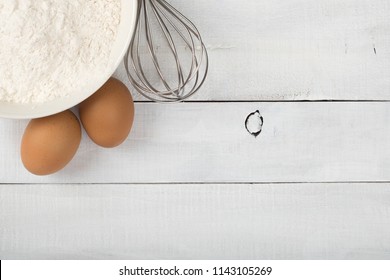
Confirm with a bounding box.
[1,102,390,184]
[1,183,390,260]
[115,0,390,101]
[2,0,390,260]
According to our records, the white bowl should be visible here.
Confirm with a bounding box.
[0,0,138,119]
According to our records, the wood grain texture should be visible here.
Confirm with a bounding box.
[1,183,390,260]
[1,102,389,183]
[1,0,390,260]
[115,0,390,101]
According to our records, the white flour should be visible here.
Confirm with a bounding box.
[0,0,121,103]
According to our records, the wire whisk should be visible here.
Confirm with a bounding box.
[124,0,209,103]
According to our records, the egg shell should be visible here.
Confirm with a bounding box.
[21,110,81,176]
[79,78,135,148]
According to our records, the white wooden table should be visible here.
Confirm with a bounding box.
[1,0,390,259]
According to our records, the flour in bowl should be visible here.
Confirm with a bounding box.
[0,0,121,103]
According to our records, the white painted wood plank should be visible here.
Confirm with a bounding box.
[1,183,389,259]
[114,0,390,101]
[0,102,389,183]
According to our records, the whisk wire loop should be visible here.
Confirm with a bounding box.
[150,1,185,97]
[152,1,201,93]
[125,0,209,103]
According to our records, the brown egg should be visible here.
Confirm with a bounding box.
[21,110,81,176]
[79,78,135,148]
